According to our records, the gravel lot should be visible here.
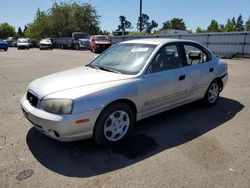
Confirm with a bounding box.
[0,48,250,188]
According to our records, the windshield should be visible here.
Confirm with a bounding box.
[74,34,88,40]
[95,37,110,41]
[18,39,28,43]
[40,39,51,43]
[90,43,156,75]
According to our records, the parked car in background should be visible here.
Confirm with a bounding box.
[39,39,53,50]
[52,32,89,50]
[29,39,38,48]
[9,40,17,47]
[17,38,30,50]
[0,40,8,51]
[21,38,228,147]
[89,35,112,53]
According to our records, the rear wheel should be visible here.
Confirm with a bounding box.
[94,102,135,147]
[4,48,7,51]
[204,80,220,106]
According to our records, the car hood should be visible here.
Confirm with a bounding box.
[78,39,89,42]
[40,41,51,45]
[28,66,132,98]
[95,41,111,44]
[18,42,28,45]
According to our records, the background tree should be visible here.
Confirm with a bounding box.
[207,20,220,32]
[235,14,244,31]
[146,20,158,33]
[0,23,16,39]
[196,27,206,33]
[162,18,186,30]
[224,18,236,32]
[99,30,110,35]
[25,8,52,39]
[18,27,23,37]
[25,2,100,39]
[136,14,158,33]
[117,16,132,32]
[23,25,28,37]
[246,17,250,31]
[137,14,149,31]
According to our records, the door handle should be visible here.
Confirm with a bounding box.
[209,68,214,73]
[179,75,185,81]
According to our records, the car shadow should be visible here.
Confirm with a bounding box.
[26,97,244,177]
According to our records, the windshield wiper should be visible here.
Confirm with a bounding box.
[98,66,121,74]
[85,64,100,70]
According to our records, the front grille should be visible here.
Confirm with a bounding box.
[27,91,38,107]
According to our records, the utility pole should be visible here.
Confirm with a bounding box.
[139,0,143,32]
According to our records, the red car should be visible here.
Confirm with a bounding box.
[89,35,112,53]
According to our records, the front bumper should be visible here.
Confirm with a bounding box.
[79,43,89,49]
[40,44,52,49]
[96,44,111,51]
[21,95,100,142]
[18,45,29,49]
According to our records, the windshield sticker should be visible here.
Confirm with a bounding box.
[131,48,149,52]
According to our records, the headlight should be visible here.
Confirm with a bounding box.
[40,99,73,114]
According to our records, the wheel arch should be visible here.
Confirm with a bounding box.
[211,77,224,92]
[93,98,137,137]
[100,99,137,118]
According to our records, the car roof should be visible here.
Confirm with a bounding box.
[121,38,196,45]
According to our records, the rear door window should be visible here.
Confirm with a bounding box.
[183,44,210,65]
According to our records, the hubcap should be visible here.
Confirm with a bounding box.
[104,110,130,142]
[208,83,219,103]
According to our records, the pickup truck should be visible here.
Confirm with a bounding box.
[89,35,112,53]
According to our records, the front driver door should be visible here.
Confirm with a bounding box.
[142,43,189,118]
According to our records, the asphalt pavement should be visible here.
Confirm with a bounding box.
[0,48,249,188]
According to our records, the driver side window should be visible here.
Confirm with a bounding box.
[148,44,183,73]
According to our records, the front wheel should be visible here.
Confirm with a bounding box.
[75,44,80,50]
[94,102,135,147]
[4,48,7,51]
[204,81,220,106]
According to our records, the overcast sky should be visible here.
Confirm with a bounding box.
[0,0,249,32]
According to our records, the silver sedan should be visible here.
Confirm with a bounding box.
[21,38,228,147]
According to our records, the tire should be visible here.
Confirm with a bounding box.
[94,48,98,54]
[94,102,135,147]
[17,47,20,50]
[74,43,80,50]
[204,80,220,106]
[4,48,7,51]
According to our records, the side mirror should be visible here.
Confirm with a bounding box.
[188,51,201,60]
